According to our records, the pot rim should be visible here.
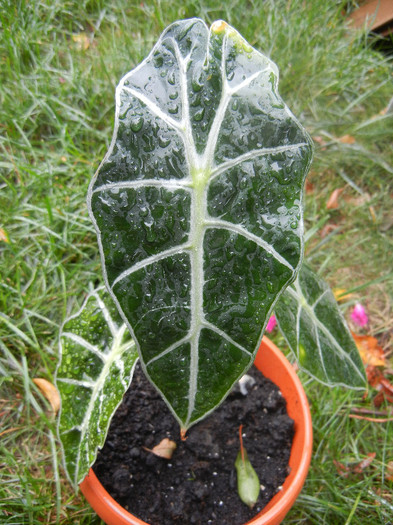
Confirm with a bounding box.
[80,335,312,525]
[247,336,313,524]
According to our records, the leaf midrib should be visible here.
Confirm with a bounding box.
[93,25,307,429]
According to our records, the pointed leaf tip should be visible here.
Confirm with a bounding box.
[89,19,313,431]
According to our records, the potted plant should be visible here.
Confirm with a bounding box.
[56,19,366,524]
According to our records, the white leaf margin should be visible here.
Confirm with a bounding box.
[86,18,314,430]
[276,276,366,389]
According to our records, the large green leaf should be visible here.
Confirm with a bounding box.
[88,19,313,431]
[275,264,366,388]
[56,287,138,487]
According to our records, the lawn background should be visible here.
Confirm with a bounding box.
[1,0,393,523]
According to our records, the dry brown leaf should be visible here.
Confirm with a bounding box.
[33,378,60,413]
[327,188,345,209]
[338,134,356,144]
[355,452,376,472]
[334,452,376,478]
[363,364,393,405]
[72,33,91,51]
[0,228,9,243]
[145,438,177,459]
[366,366,385,388]
[352,333,386,367]
[373,390,387,408]
[333,288,355,302]
[333,459,349,477]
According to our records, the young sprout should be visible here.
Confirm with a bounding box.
[235,425,260,509]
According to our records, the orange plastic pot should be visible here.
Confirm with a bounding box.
[80,336,313,525]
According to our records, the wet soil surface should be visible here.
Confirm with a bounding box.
[93,364,294,525]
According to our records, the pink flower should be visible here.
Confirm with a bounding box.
[351,303,368,327]
[266,315,277,333]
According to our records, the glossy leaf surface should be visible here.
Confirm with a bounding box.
[276,264,366,388]
[56,287,138,487]
[88,19,313,430]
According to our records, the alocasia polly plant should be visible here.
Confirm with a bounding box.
[57,18,366,487]
[88,17,313,432]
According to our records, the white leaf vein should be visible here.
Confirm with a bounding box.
[287,285,365,381]
[204,218,294,270]
[202,321,252,355]
[146,335,191,367]
[57,377,96,389]
[91,289,118,337]
[210,142,309,180]
[122,86,182,132]
[61,332,107,363]
[110,243,192,289]
[93,179,192,194]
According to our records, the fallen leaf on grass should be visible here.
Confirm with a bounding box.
[72,33,91,51]
[33,378,60,413]
[144,438,177,459]
[374,390,393,408]
[353,333,385,367]
[338,134,356,144]
[333,288,355,302]
[365,367,393,406]
[0,228,9,243]
[326,188,345,209]
[334,452,376,478]
[352,332,393,406]
[357,452,377,471]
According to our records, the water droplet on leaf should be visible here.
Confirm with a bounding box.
[130,116,144,132]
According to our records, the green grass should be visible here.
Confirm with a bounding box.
[1,0,392,523]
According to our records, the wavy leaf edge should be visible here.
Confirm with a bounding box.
[87,18,313,431]
[276,265,366,390]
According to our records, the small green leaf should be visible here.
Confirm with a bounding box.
[235,426,260,508]
[276,264,366,388]
[56,287,138,488]
[88,18,312,431]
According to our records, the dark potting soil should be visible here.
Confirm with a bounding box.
[93,364,294,525]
